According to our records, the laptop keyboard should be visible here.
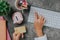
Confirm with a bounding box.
[28,6,60,29]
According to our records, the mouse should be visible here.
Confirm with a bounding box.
[12,12,23,24]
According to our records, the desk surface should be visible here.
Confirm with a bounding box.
[5,0,60,40]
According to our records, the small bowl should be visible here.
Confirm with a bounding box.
[15,0,28,10]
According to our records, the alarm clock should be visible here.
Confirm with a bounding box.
[12,12,23,24]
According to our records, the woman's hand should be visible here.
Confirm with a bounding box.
[13,32,24,40]
[34,12,45,37]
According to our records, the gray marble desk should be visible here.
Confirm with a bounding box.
[5,0,60,40]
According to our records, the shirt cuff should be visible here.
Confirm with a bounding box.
[34,34,47,40]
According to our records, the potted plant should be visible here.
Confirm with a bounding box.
[0,0,12,16]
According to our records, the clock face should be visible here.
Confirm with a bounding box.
[12,12,23,24]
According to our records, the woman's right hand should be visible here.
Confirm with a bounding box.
[34,12,45,37]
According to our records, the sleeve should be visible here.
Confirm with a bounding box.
[34,34,47,40]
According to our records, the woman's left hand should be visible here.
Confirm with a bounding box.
[13,32,24,40]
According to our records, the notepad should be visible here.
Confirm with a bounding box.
[14,26,26,33]
[0,20,6,40]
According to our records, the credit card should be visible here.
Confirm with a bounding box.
[14,26,26,33]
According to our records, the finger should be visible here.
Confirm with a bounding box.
[22,33,24,38]
[42,16,44,20]
[41,16,46,23]
[39,14,43,18]
[13,32,17,37]
[35,12,39,19]
[43,18,46,23]
[16,33,21,38]
[39,15,44,20]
